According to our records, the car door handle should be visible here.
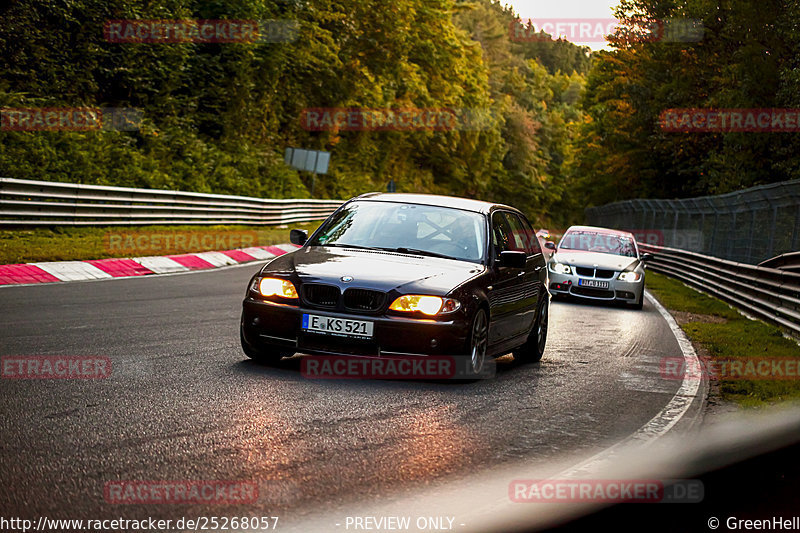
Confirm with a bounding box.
[517,271,526,277]
[533,266,544,272]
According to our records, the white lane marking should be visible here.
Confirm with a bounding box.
[31,261,113,281]
[195,251,239,267]
[401,289,707,526]
[131,256,188,274]
[557,289,702,478]
[285,283,727,533]
[239,247,276,260]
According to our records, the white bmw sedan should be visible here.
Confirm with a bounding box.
[546,225,651,309]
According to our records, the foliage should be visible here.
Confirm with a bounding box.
[575,0,799,207]
[0,0,589,226]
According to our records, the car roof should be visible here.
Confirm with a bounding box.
[564,225,636,239]
[350,192,518,215]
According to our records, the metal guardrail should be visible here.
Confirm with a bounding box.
[760,251,800,273]
[0,178,342,226]
[641,243,800,336]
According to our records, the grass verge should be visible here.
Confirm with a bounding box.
[646,271,800,407]
[0,222,321,264]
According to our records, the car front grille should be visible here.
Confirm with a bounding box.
[575,267,616,279]
[572,287,615,299]
[343,288,385,312]
[302,283,340,307]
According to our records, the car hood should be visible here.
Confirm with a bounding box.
[262,246,484,294]
[551,250,639,271]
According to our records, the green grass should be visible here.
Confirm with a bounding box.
[645,271,740,320]
[0,222,321,264]
[647,271,800,406]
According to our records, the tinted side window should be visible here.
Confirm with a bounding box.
[492,212,526,255]
[492,212,514,255]
[503,212,540,255]
[517,215,542,256]
[503,213,528,253]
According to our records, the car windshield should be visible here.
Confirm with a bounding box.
[308,201,487,263]
[558,231,637,257]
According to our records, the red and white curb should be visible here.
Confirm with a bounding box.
[0,244,299,286]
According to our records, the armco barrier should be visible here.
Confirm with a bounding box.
[641,243,800,336]
[0,178,342,226]
[760,251,800,273]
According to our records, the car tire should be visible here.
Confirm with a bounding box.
[515,298,548,364]
[630,297,644,310]
[465,308,489,377]
[240,327,290,364]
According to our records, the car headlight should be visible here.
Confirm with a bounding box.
[550,262,572,275]
[389,295,461,316]
[618,271,642,282]
[257,277,299,299]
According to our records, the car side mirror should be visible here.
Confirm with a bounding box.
[544,241,556,250]
[640,252,652,262]
[290,229,308,246]
[498,250,527,269]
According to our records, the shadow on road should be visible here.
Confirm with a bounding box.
[230,351,538,389]
[551,294,649,311]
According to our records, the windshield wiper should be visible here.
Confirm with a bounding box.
[320,243,377,251]
[390,247,452,259]
[320,243,454,259]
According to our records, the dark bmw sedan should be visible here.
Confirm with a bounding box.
[240,193,549,377]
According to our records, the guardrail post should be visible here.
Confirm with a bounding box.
[73,182,82,225]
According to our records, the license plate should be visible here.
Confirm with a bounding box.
[578,279,610,289]
[302,314,374,338]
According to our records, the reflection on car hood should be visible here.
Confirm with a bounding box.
[551,250,639,271]
[262,246,484,293]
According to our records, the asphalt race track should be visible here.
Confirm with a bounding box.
[0,262,700,529]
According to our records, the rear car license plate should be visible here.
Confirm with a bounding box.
[302,314,374,338]
[578,279,610,289]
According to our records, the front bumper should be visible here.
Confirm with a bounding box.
[241,298,471,357]
[548,271,643,303]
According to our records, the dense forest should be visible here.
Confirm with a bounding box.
[579,0,800,205]
[0,0,589,226]
[0,0,796,225]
